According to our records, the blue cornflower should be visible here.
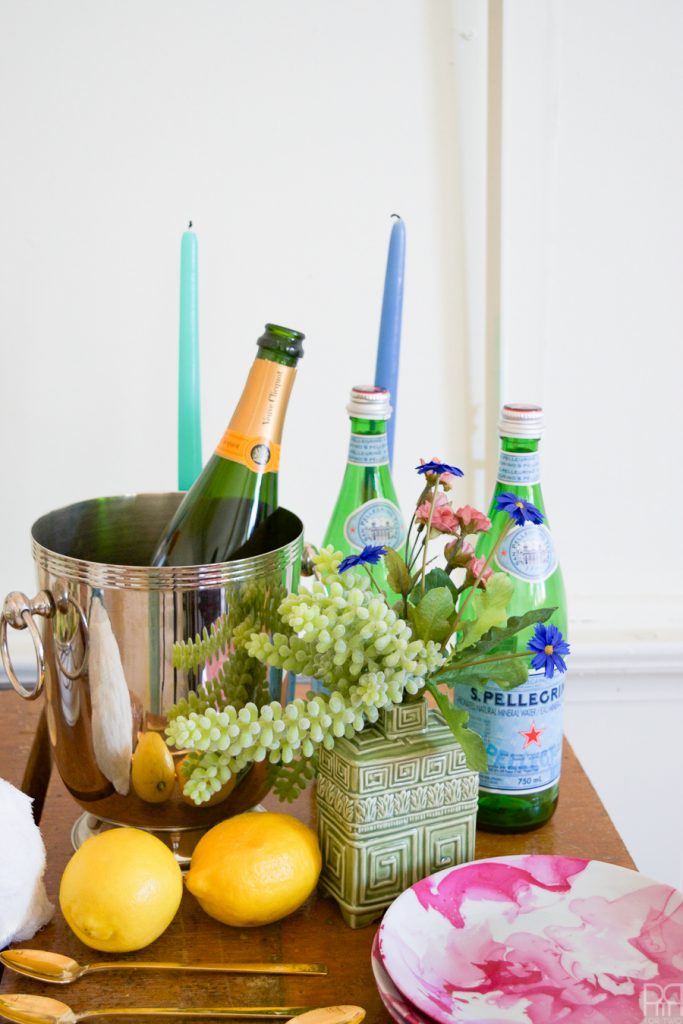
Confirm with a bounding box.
[338,545,387,573]
[495,491,544,526]
[416,460,464,478]
[527,623,570,678]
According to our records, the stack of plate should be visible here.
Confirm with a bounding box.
[373,854,683,1024]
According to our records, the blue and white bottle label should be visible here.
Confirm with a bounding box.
[454,672,565,794]
[497,451,540,485]
[495,523,557,582]
[348,433,389,467]
[344,499,405,550]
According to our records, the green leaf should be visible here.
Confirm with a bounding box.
[451,607,556,665]
[425,680,488,772]
[436,656,529,691]
[384,547,413,597]
[458,573,513,649]
[267,754,318,802]
[424,567,459,602]
[409,587,455,644]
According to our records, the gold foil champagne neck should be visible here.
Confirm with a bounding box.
[215,360,297,473]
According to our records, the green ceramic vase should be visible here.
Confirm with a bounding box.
[316,698,478,927]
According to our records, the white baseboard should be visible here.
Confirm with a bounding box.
[564,601,683,890]
[0,627,38,687]
[566,592,683,698]
[3,626,683,692]
[0,662,36,687]
[568,640,683,703]
[0,645,40,687]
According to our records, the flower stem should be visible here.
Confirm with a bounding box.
[420,484,440,595]
[363,565,385,596]
[450,519,513,636]
[406,519,423,573]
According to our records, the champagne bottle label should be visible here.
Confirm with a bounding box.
[215,360,297,473]
[344,499,405,550]
[347,433,389,466]
[215,429,281,472]
[495,524,557,582]
[454,672,565,794]
[497,450,540,485]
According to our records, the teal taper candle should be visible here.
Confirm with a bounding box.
[178,221,202,490]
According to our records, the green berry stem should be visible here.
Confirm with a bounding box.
[166,546,445,805]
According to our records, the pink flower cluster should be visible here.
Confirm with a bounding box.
[415,492,460,535]
[415,496,491,540]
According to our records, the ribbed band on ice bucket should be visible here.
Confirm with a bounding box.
[30,494,303,591]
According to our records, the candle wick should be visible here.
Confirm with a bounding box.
[188,220,193,229]
[390,213,401,221]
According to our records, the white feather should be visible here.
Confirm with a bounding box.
[89,596,133,795]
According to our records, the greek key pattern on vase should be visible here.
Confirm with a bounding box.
[316,701,479,927]
[319,744,466,796]
[318,809,476,928]
[316,771,478,828]
[378,701,428,738]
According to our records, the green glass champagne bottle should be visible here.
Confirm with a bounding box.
[152,323,304,567]
[454,403,568,832]
[323,386,405,591]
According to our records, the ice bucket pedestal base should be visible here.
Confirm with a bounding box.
[70,805,267,866]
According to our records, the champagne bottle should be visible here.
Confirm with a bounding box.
[153,323,304,567]
[323,386,405,591]
[454,403,568,832]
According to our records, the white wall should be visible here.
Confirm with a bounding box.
[500,0,683,889]
[0,0,483,647]
[1,0,682,885]
[501,0,683,613]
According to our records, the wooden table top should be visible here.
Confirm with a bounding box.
[0,689,635,1022]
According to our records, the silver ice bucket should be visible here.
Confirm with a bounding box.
[1,493,303,858]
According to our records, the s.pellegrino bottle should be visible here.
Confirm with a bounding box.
[323,386,405,592]
[153,323,304,566]
[454,403,568,832]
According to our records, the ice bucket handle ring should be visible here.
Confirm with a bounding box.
[1,583,89,700]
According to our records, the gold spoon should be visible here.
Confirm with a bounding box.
[0,950,327,983]
[0,997,365,1024]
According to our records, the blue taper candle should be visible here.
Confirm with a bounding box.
[178,221,202,490]
[374,215,406,467]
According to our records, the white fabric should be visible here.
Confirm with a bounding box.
[0,778,54,949]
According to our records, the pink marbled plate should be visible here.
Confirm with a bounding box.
[379,855,683,1024]
[371,930,430,1024]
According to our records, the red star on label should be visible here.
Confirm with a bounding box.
[519,721,543,748]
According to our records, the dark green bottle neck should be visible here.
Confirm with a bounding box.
[349,416,387,436]
[255,323,304,368]
[257,347,299,368]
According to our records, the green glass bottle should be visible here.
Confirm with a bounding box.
[323,386,405,591]
[153,323,304,566]
[454,403,568,832]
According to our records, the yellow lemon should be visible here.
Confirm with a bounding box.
[131,732,176,803]
[185,811,321,927]
[60,828,183,951]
